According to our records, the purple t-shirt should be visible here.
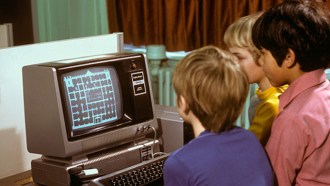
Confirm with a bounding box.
[163,127,274,186]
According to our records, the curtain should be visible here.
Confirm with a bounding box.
[107,0,282,52]
[32,0,109,43]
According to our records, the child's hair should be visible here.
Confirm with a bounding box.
[252,0,330,71]
[172,46,249,133]
[223,12,263,65]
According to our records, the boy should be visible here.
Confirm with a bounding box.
[252,0,330,185]
[163,46,274,185]
[224,12,287,146]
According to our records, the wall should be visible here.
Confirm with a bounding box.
[0,0,34,46]
[31,0,109,43]
[0,0,109,46]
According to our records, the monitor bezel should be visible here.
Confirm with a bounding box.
[54,56,153,141]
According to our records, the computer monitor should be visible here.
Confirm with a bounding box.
[23,53,159,160]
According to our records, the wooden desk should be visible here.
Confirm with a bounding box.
[0,170,36,186]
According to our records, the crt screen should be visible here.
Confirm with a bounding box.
[62,67,122,132]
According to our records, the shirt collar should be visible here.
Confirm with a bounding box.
[279,69,327,111]
[255,85,287,101]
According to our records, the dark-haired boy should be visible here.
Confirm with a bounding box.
[252,0,330,185]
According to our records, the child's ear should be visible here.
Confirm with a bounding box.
[284,48,296,68]
[178,95,190,114]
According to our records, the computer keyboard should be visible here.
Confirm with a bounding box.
[89,153,169,186]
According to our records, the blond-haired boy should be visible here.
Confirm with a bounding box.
[224,12,287,146]
[163,45,274,186]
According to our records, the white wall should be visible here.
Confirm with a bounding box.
[0,33,123,179]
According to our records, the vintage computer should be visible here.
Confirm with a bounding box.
[23,53,171,185]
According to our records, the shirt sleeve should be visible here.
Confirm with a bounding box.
[265,117,306,185]
[249,99,278,146]
[163,155,192,186]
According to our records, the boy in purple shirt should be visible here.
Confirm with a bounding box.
[163,46,274,186]
[252,0,330,185]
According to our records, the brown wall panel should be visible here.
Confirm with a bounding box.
[0,0,34,46]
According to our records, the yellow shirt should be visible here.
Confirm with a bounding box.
[248,85,288,146]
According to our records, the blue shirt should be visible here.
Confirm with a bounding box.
[163,127,274,186]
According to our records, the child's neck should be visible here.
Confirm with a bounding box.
[258,77,272,92]
[191,120,206,137]
[185,110,206,137]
